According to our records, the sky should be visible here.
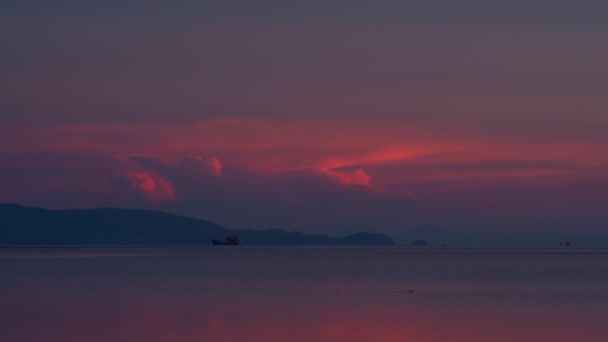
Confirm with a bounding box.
[2,0,608,244]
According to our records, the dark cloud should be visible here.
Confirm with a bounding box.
[129,156,166,170]
[120,155,417,233]
[2,148,608,243]
[171,171,418,234]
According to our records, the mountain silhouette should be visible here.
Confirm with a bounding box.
[0,203,394,246]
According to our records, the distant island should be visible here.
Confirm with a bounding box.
[0,203,395,246]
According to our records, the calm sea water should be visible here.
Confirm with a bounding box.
[1,247,607,341]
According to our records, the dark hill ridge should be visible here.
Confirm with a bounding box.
[0,203,395,246]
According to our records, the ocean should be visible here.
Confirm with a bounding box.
[1,247,607,341]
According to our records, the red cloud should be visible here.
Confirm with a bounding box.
[319,168,372,187]
[180,156,222,176]
[205,156,223,176]
[3,118,608,193]
[122,171,177,202]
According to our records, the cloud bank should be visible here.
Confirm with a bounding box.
[1,118,608,238]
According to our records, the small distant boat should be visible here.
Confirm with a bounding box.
[211,235,241,245]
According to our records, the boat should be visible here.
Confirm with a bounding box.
[210,235,241,245]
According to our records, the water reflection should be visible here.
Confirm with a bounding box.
[1,248,607,342]
[3,290,605,342]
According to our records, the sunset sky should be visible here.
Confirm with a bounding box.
[2,1,608,243]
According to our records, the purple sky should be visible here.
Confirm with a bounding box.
[2,1,608,243]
